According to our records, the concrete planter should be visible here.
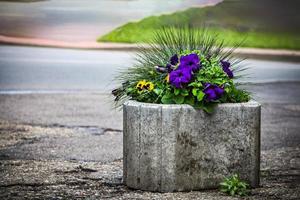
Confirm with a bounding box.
[123,100,260,192]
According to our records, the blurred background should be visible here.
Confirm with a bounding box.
[0,0,223,41]
[0,0,299,92]
[0,0,299,199]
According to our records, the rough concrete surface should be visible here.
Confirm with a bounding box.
[0,82,300,199]
[123,101,260,191]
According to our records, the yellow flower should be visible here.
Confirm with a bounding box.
[136,80,154,92]
[136,80,147,91]
[144,82,154,91]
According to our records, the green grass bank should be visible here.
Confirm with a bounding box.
[99,0,300,50]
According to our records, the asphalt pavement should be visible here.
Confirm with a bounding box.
[1,45,300,93]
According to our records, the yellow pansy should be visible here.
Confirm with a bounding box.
[144,82,154,91]
[136,80,147,91]
[136,80,154,92]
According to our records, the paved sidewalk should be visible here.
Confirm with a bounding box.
[0,82,300,199]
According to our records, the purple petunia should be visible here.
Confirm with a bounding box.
[169,68,192,88]
[203,83,224,101]
[221,60,233,78]
[179,53,201,72]
[166,63,174,73]
[155,54,178,74]
[170,54,179,66]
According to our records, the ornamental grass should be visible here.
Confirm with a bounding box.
[112,27,250,113]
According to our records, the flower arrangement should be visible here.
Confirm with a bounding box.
[112,27,250,112]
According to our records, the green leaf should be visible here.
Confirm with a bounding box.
[233,186,237,192]
[184,96,195,106]
[197,76,205,81]
[192,88,198,96]
[174,95,185,104]
[197,91,205,101]
[174,88,180,96]
[188,82,197,87]
[161,94,173,104]
[128,87,135,91]
[202,103,215,113]
[230,189,235,196]
[153,88,162,95]
[225,87,230,93]
[220,182,229,187]
[181,89,189,96]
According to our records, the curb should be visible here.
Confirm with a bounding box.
[1,35,300,58]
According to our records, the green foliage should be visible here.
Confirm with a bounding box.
[111,27,250,112]
[99,0,300,50]
[220,174,249,197]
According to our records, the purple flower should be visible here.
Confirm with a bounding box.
[155,65,168,73]
[155,55,178,74]
[170,54,179,66]
[179,53,201,72]
[203,83,224,101]
[169,68,192,88]
[166,63,174,73]
[221,60,233,78]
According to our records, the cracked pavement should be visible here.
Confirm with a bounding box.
[0,83,300,199]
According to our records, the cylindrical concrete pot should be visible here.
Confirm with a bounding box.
[123,100,260,192]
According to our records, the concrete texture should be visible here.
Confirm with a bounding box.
[123,101,261,192]
[0,93,122,129]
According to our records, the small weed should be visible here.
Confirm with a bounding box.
[220,174,249,197]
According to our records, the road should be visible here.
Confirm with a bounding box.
[0,45,300,93]
[0,45,133,92]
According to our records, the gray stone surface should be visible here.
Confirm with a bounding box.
[123,101,261,192]
[0,93,122,129]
